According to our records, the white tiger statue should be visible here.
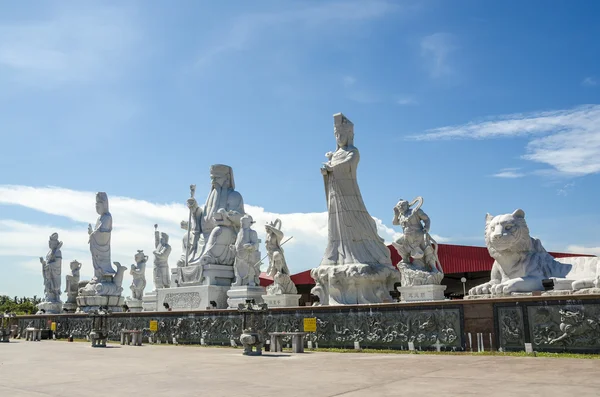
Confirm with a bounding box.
[469,209,599,296]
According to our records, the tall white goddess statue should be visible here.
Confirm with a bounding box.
[311,113,399,305]
[88,192,116,280]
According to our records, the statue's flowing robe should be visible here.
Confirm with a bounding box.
[90,213,116,278]
[189,186,245,266]
[266,251,297,295]
[233,228,260,284]
[320,146,392,267]
[44,249,62,301]
[130,263,147,299]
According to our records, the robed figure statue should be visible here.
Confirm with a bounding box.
[311,113,399,305]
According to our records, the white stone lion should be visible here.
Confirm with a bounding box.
[469,209,599,296]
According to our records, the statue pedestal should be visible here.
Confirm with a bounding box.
[262,294,301,308]
[76,295,125,313]
[125,299,143,312]
[227,286,266,309]
[62,302,78,313]
[311,263,400,305]
[142,292,158,311]
[397,285,447,302]
[36,301,63,314]
[156,285,229,311]
[172,264,235,287]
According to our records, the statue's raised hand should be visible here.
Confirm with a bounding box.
[88,224,93,235]
[39,257,45,265]
[187,198,198,210]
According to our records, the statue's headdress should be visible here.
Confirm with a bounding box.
[210,164,235,189]
[265,218,284,242]
[160,232,169,243]
[333,113,354,146]
[96,192,109,211]
[49,232,63,249]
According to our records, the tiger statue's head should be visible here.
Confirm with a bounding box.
[485,209,533,259]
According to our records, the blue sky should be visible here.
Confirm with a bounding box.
[1,0,599,298]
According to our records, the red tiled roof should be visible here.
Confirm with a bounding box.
[387,244,594,274]
[268,244,595,286]
[291,270,314,285]
[259,272,273,287]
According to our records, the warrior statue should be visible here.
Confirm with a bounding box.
[392,197,444,285]
[130,250,148,300]
[152,224,171,289]
[65,260,82,305]
[185,164,245,267]
[265,219,297,295]
[231,215,261,287]
[40,233,62,303]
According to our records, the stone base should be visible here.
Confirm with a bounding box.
[157,285,230,311]
[76,295,124,313]
[397,285,447,302]
[36,301,63,314]
[171,264,235,287]
[62,302,78,313]
[310,263,400,305]
[142,292,158,312]
[125,299,143,312]
[227,286,266,309]
[262,294,301,308]
[573,287,600,295]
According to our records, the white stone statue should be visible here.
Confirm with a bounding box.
[310,113,399,305]
[176,220,190,268]
[39,233,62,303]
[88,192,116,280]
[64,260,82,305]
[265,219,297,295]
[77,192,127,311]
[130,250,148,300]
[152,224,171,289]
[392,197,444,286]
[468,209,600,296]
[186,165,245,267]
[231,215,261,287]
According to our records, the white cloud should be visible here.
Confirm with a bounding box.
[492,168,526,179]
[420,33,457,78]
[411,104,600,176]
[343,76,356,87]
[566,245,600,256]
[0,185,446,297]
[196,1,398,67]
[582,77,598,87]
[396,96,418,106]
[0,4,139,88]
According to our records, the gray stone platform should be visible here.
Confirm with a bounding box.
[1,341,600,396]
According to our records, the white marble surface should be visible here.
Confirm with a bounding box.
[311,113,400,305]
[64,260,81,309]
[392,197,444,286]
[142,291,158,312]
[38,233,63,311]
[397,285,446,302]
[186,165,245,268]
[262,294,301,307]
[227,285,265,308]
[469,209,600,296]
[153,224,171,289]
[232,215,261,287]
[265,219,297,295]
[157,285,229,311]
[130,250,147,300]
